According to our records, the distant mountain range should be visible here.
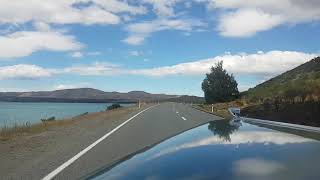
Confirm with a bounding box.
[0,88,204,103]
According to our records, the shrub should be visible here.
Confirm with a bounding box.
[41,116,55,122]
[107,103,122,110]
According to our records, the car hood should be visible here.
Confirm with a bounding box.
[90,119,320,180]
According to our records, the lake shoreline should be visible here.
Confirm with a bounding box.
[0,102,135,128]
[0,97,138,103]
[0,104,134,141]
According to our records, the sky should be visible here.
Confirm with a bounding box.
[0,0,319,96]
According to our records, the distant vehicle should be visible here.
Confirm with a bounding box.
[87,118,320,180]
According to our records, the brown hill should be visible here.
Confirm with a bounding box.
[0,88,203,103]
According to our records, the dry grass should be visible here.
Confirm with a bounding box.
[0,118,75,141]
[194,100,252,118]
[0,104,143,141]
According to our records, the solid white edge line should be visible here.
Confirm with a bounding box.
[181,117,187,121]
[42,105,157,180]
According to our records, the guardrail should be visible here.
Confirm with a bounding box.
[242,117,320,133]
[227,107,320,133]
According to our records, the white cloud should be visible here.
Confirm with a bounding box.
[130,51,317,77]
[147,129,314,160]
[122,35,146,45]
[63,62,122,75]
[1,51,317,86]
[0,30,83,58]
[127,18,205,34]
[218,9,284,37]
[201,0,320,37]
[92,0,147,15]
[59,50,317,82]
[142,0,182,17]
[0,62,122,80]
[0,64,52,79]
[123,18,207,45]
[54,82,91,90]
[0,0,319,43]
[233,158,285,177]
[33,22,51,32]
[78,5,120,25]
[70,51,102,58]
[70,51,84,58]
[0,0,146,25]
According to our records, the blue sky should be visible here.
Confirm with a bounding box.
[0,0,319,96]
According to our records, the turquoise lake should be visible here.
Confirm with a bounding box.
[0,102,134,127]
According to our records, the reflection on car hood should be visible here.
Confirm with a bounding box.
[90,120,320,180]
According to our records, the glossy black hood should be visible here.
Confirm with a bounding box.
[90,120,320,180]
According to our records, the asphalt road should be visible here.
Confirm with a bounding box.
[49,102,222,179]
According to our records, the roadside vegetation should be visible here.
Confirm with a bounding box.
[197,57,320,127]
[107,103,122,110]
[196,61,241,118]
[41,116,56,122]
[195,100,249,119]
[0,119,73,141]
[0,104,139,141]
[202,61,239,103]
[242,57,320,103]
[241,57,320,126]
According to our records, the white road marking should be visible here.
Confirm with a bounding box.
[176,111,179,114]
[42,105,157,180]
[181,116,187,121]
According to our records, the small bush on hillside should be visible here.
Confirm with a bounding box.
[107,103,122,110]
[41,116,56,122]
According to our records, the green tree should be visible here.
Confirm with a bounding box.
[202,61,239,103]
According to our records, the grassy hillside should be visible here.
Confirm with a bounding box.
[238,56,320,126]
[195,57,320,127]
[242,56,320,102]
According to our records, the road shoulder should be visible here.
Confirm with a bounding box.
[0,105,150,179]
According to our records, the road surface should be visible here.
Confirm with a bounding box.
[47,102,222,179]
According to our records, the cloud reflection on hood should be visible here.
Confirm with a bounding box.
[148,130,315,161]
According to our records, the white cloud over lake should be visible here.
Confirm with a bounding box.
[0,64,52,80]
[1,51,316,84]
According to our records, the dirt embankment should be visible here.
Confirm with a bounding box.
[194,100,250,119]
[0,105,150,179]
[195,100,320,127]
[242,101,320,127]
